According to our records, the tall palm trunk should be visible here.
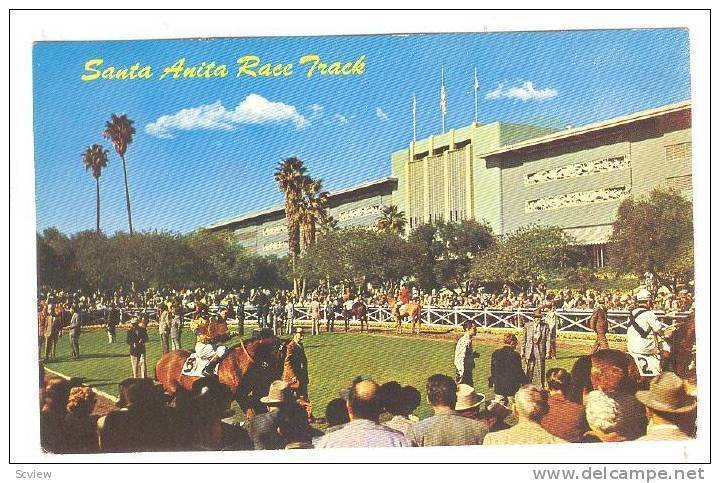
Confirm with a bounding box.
[96,177,100,234]
[120,154,133,235]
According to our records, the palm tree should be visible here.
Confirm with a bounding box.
[103,114,136,235]
[82,144,109,234]
[297,177,329,252]
[376,205,407,235]
[274,157,307,262]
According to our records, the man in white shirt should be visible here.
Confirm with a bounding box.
[314,379,412,448]
[454,321,478,386]
[309,297,321,335]
[627,289,674,377]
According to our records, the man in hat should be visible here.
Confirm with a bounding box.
[68,304,81,359]
[454,320,479,386]
[636,372,696,441]
[454,383,486,420]
[627,288,675,377]
[521,308,551,388]
[244,380,292,450]
[283,327,309,400]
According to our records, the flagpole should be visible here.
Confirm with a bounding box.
[412,92,417,143]
[440,66,446,134]
[474,66,479,125]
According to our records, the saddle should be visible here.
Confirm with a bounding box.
[181,354,219,377]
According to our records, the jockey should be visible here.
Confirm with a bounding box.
[192,315,230,377]
[627,288,675,377]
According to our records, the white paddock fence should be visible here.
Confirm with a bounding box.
[83,305,690,336]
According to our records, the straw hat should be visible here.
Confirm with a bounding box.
[455,384,485,411]
[636,372,697,414]
[260,380,290,405]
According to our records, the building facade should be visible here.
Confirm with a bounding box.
[205,177,398,257]
[390,101,691,266]
[207,101,692,266]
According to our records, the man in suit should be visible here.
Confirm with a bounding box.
[521,308,551,388]
[283,327,309,400]
[489,333,527,404]
[68,304,81,359]
[589,296,610,353]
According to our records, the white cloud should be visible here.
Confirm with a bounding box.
[333,113,349,125]
[309,104,324,118]
[485,81,558,101]
[375,107,389,121]
[145,94,309,138]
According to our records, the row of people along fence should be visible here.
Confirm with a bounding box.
[77,305,690,336]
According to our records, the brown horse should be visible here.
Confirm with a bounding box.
[352,300,368,333]
[155,335,291,416]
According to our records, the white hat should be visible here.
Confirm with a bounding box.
[636,289,653,301]
[455,384,485,411]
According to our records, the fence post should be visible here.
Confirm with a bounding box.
[453,308,458,327]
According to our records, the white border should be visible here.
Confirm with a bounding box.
[7,7,713,478]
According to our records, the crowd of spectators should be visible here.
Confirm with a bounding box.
[40,347,696,453]
[37,283,694,329]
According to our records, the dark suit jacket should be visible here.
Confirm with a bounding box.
[489,345,527,397]
[244,410,284,450]
[283,341,309,388]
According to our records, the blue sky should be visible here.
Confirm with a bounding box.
[33,29,690,235]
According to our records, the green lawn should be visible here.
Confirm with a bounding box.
[44,327,584,420]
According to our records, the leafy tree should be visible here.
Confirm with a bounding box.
[296,227,413,291]
[471,225,575,288]
[406,220,495,293]
[103,114,136,235]
[608,189,694,290]
[82,144,109,234]
[376,205,407,235]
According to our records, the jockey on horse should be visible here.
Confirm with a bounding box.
[191,307,234,378]
[627,288,677,378]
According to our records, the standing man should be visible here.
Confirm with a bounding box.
[324,296,336,333]
[454,320,478,386]
[521,309,550,387]
[544,298,561,359]
[158,304,171,354]
[283,327,309,401]
[489,334,527,405]
[627,289,673,378]
[106,304,118,344]
[589,296,610,353]
[37,301,48,355]
[343,296,354,332]
[309,296,321,335]
[169,305,183,350]
[68,305,81,359]
[126,317,149,378]
[285,297,295,334]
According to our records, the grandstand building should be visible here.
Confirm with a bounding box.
[206,101,692,265]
